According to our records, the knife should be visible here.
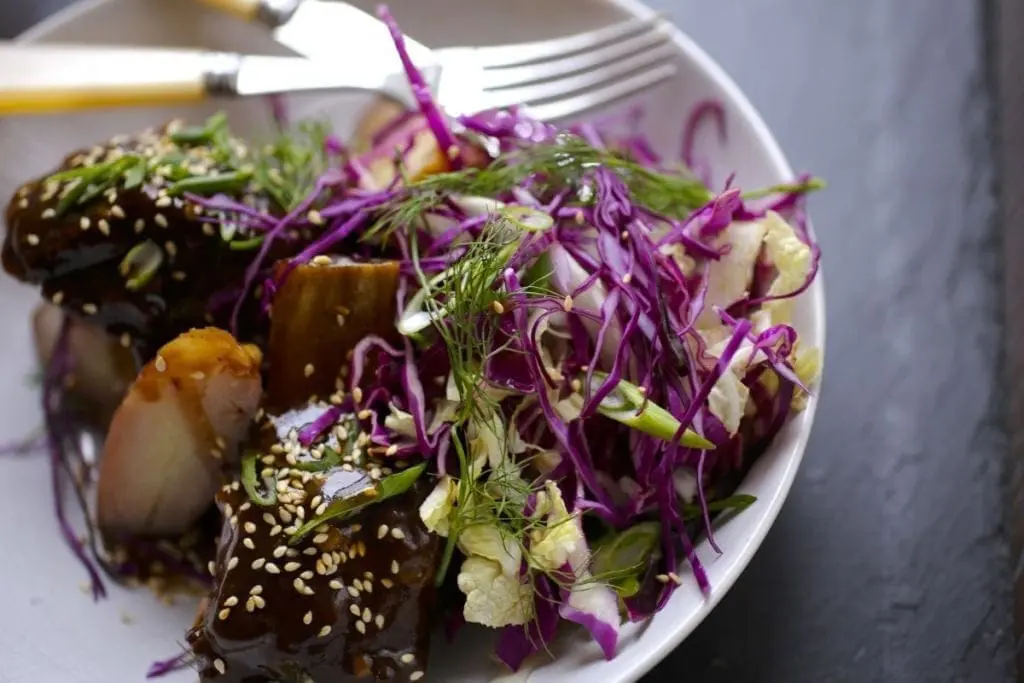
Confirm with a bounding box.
[195,0,434,67]
[0,43,409,115]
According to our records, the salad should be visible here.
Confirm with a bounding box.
[1,8,822,683]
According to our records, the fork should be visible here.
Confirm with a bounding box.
[198,0,678,121]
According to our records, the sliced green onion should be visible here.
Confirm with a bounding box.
[567,374,715,450]
[741,176,826,201]
[169,112,227,145]
[167,170,252,197]
[501,206,554,233]
[241,451,277,506]
[119,240,163,291]
[288,462,427,545]
[123,159,148,190]
[682,494,756,521]
[290,447,342,472]
[591,521,661,596]
[228,235,265,251]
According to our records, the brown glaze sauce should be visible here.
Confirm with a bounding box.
[187,405,442,682]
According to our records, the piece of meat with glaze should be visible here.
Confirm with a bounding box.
[1,123,301,357]
[187,405,442,682]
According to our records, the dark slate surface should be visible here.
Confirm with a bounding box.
[0,1,1015,682]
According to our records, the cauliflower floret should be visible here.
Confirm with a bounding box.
[530,481,586,572]
[457,556,534,628]
[762,211,812,325]
[468,410,507,475]
[696,219,769,328]
[459,523,522,577]
[707,368,750,435]
[418,476,456,537]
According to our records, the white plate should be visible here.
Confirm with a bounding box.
[0,1,825,682]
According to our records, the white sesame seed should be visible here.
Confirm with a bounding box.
[25,233,39,246]
[273,546,287,558]
[307,209,324,225]
[318,625,332,638]
[313,533,329,544]
[51,291,64,305]
[134,218,145,234]
[284,562,301,572]
[154,355,167,372]
[264,562,281,574]
[302,586,315,596]
[304,363,315,377]
[16,198,27,209]
[110,205,126,219]
[214,659,226,675]
[311,255,332,266]
[390,528,406,540]
[655,574,670,584]
[350,604,360,617]
[252,595,266,609]
[207,561,216,576]
[361,607,372,623]
[245,596,256,612]
[224,596,239,607]
[381,578,394,589]
[218,608,231,621]
[172,270,187,281]
[315,502,328,516]
[119,333,132,348]
[263,513,276,525]
[155,196,172,208]
[346,585,360,598]
[251,558,266,570]
[303,611,313,625]
[668,572,683,585]
[41,208,56,219]
[97,219,111,236]
[401,654,416,664]
[329,580,344,590]
[278,508,293,523]
[243,538,256,550]
[227,557,239,571]
[270,525,283,536]
[355,621,366,635]
[410,671,424,681]
[622,273,633,285]
[293,578,306,593]
[244,521,257,534]
[357,409,372,420]
[491,300,505,314]
[79,217,91,231]
[82,303,98,315]
[202,222,215,236]
[304,547,319,556]
[154,213,168,228]
[374,614,385,629]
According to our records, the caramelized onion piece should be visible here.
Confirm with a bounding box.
[32,302,137,425]
[97,328,262,537]
[266,258,400,410]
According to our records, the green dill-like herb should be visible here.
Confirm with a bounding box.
[365,134,714,244]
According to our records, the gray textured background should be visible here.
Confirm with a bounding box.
[0,1,1015,682]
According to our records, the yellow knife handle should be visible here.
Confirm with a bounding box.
[193,0,263,22]
[0,44,209,115]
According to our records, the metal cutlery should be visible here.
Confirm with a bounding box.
[196,0,677,121]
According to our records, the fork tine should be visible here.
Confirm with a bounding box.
[469,16,657,69]
[481,20,672,90]
[482,43,677,111]
[525,62,676,123]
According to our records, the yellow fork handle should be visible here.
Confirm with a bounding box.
[193,0,263,22]
[0,44,209,115]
